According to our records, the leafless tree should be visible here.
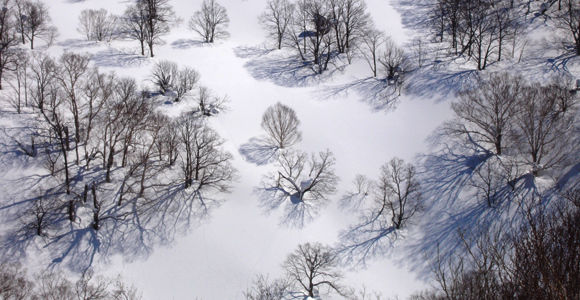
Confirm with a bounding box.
[282,242,344,298]
[177,114,237,191]
[188,0,230,43]
[20,191,64,237]
[140,0,177,57]
[514,85,578,175]
[261,102,302,149]
[28,51,57,114]
[74,270,110,300]
[274,149,338,203]
[37,81,72,194]
[16,0,56,49]
[77,8,118,42]
[358,27,384,77]
[378,37,408,84]
[8,51,29,112]
[195,85,228,116]
[243,274,293,300]
[56,52,92,165]
[374,157,422,229]
[149,60,200,101]
[448,72,525,156]
[0,0,20,90]
[0,263,34,300]
[328,0,370,57]
[410,36,427,68]
[554,0,580,55]
[149,59,178,94]
[81,69,116,168]
[259,0,294,49]
[287,0,336,73]
[121,2,148,56]
[174,67,200,102]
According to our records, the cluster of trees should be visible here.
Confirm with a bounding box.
[0,265,142,300]
[5,51,236,238]
[447,72,578,194]
[0,0,57,89]
[78,0,231,57]
[412,192,580,300]
[430,0,524,70]
[258,0,409,92]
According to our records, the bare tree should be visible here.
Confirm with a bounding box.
[189,0,229,43]
[121,2,148,56]
[149,60,200,101]
[555,0,580,55]
[448,72,525,156]
[275,149,338,202]
[20,191,63,237]
[16,0,56,49]
[261,102,302,149]
[378,37,408,83]
[0,0,20,90]
[514,85,578,175]
[177,114,237,191]
[282,242,344,298]
[375,157,422,229]
[243,275,293,300]
[140,0,177,57]
[56,52,92,165]
[77,9,118,42]
[174,67,200,102]
[28,51,56,114]
[287,0,337,73]
[8,51,29,112]
[358,27,384,77]
[258,0,294,50]
[0,263,34,300]
[149,60,178,94]
[328,0,370,56]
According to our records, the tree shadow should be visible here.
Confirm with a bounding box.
[0,167,223,273]
[400,137,538,277]
[171,39,206,49]
[234,44,275,59]
[239,137,278,166]
[92,47,149,68]
[405,62,480,102]
[254,182,328,229]
[392,0,435,33]
[315,77,400,113]
[58,39,103,49]
[236,46,342,88]
[335,211,398,269]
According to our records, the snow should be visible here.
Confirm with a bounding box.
[2,0,575,299]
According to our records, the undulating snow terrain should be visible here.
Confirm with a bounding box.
[1,0,579,299]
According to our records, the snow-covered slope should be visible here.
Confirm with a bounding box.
[3,0,577,299]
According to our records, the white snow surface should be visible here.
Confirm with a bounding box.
[3,0,545,299]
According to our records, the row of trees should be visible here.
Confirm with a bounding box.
[430,0,524,70]
[258,0,409,96]
[0,266,142,300]
[0,0,57,88]
[77,0,231,57]
[259,0,376,73]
